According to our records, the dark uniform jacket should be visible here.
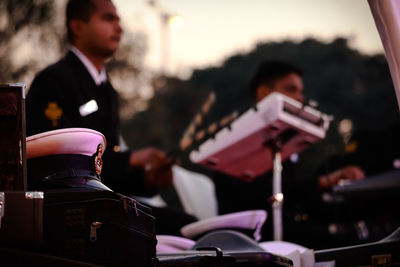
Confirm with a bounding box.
[211,158,323,243]
[26,51,150,195]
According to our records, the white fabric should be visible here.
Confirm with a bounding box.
[118,134,130,152]
[79,99,99,117]
[368,0,400,110]
[172,165,218,220]
[180,210,267,241]
[134,194,167,208]
[259,241,315,267]
[26,128,106,159]
[70,46,107,86]
[156,235,195,253]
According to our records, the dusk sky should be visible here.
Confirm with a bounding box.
[113,0,384,77]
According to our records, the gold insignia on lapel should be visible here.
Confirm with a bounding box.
[44,102,63,127]
[94,144,104,175]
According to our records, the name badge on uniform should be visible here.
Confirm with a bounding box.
[79,100,98,117]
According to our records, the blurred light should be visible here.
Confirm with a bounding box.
[147,0,156,7]
[338,118,353,135]
[168,15,183,29]
[308,99,319,108]
[290,153,299,163]
[275,193,284,202]
[328,223,338,234]
[393,158,400,169]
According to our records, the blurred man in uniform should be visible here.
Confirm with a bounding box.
[250,60,366,188]
[213,60,365,247]
[26,0,196,235]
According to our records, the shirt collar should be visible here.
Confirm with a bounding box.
[70,46,107,86]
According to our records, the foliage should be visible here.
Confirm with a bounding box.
[107,31,151,118]
[0,0,58,83]
[1,1,397,178]
[0,0,150,119]
[122,37,399,177]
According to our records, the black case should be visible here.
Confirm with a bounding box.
[315,226,400,266]
[157,230,293,267]
[0,191,43,248]
[0,83,27,191]
[43,189,157,266]
[157,250,293,267]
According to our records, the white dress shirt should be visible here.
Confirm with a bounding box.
[70,46,107,86]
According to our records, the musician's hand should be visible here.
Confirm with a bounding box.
[318,165,365,190]
[129,147,173,190]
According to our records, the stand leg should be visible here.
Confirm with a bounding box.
[272,151,283,241]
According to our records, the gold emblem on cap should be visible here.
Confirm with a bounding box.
[45,102,63,127]
[94,144,104,175]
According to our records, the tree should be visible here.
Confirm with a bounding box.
[106,31,152,119]
[122,37,398,177]
[0,0,151,119]
[0,0,58,84]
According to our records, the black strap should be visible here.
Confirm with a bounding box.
[42,168,101,182]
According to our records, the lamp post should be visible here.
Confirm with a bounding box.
[147,0,182,74]
[160,12,170,74]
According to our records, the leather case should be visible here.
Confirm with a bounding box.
[0,84,27,191]
[43,189,157,267]
[0,191,43,248]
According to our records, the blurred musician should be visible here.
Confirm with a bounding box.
[316,122,400,243]
[251,60,365,189]
[26,0,196,235]
[212,60,365,248]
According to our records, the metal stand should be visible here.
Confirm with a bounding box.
[272,151,283,241]
[266,137,284,241]
[272,152,283,241]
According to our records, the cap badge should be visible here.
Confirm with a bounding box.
[44,102,63,127]
[94,144,104,175]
